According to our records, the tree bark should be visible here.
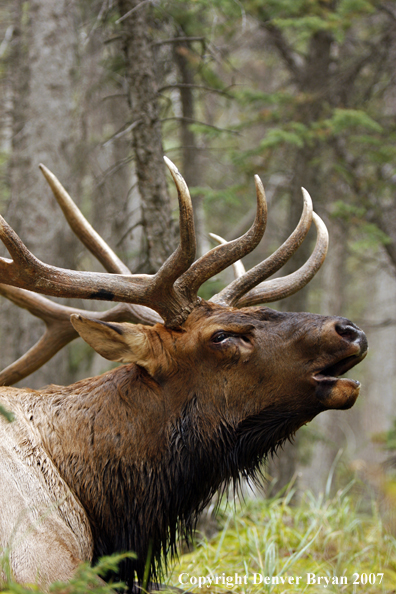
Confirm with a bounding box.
[173,38,209,257]
[1,0,79,388]
[117,0,176,273]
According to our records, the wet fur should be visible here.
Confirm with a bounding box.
[32,370,317,588]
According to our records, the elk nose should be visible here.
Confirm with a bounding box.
[335,321,360,341]
[334,319,368,352]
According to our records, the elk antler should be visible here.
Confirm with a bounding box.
[210,187,321,306]
[206,188,327,307]
[0,159,268,327]
[0,158,328,385]
[209,233,246,279]
[0,159,198,326]
[232,212,328,307]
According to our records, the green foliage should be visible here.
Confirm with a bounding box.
[350,222,392,252]
[0,552,135,593]
[191,184,244,209]
[248,0,376,31]
[322,109,383,135]
[258,127,306,150]
[331,201,366,221]
[169,489,396,593]
[331,201,391,251]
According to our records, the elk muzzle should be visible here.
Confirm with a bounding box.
[313,318,368,410]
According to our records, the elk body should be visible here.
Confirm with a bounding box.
[0,160,367,592]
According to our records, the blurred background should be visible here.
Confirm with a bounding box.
[0,0,396,517]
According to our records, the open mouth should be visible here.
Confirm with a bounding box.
[313,350,367,410]
[313,352,367,384]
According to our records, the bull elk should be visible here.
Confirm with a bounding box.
[0,158,367,592]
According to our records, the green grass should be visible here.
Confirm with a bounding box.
[1,485,396,593]
[167,485,396,593]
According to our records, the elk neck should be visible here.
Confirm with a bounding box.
[11,355,308,586]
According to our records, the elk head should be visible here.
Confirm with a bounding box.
[71,304,366,446]
[0,157,367,408]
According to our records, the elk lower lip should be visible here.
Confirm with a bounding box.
[312,352,365,410]
[314,376,361,410]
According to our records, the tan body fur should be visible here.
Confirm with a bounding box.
[0,390,92,586]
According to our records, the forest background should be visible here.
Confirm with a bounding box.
[0,0,396,509]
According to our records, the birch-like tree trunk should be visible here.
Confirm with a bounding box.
[1,0,79,387]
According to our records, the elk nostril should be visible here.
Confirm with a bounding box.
[335,322,361,342]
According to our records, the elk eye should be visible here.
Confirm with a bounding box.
[212,332,229,343]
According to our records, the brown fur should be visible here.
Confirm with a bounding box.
[0,302,367,591]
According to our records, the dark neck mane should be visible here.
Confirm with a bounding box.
[37,366,316,591]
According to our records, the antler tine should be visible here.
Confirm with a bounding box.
[211,188,313,306]
[0,284,82,385]
[176,175,267,298]
[41,159,197,284]
[0,284,161,385]
[208,233,246,278]
[0,328,73,386]
[0,284,79,320]
[39,164,130,275]
[154,157,196,288]
[235,212,328,308]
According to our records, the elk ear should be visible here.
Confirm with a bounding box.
[70,314,156,374]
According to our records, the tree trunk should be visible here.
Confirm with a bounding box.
[117,0,176,273]
[1,0,79,388]
[173,38,209,257]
